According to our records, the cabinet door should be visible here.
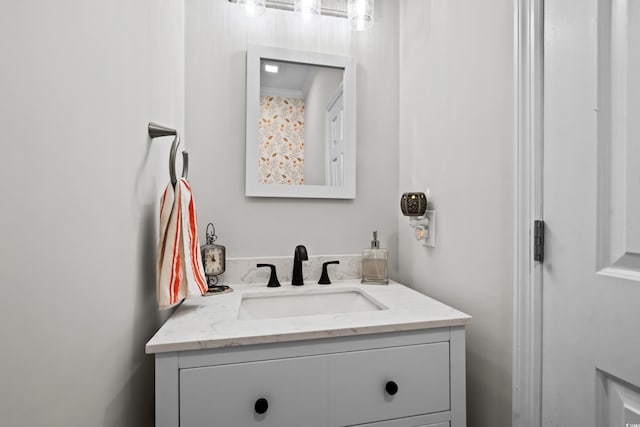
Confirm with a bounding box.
[328,343,450,426]
[180,355,327,427]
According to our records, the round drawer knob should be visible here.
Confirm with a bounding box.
[385,380,399,396]
[254,398,269,414]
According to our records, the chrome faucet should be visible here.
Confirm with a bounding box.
[292,245,308,286]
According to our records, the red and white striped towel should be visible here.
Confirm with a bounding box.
[156,178,208,309]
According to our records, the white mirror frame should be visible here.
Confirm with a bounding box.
[245,45,356,199]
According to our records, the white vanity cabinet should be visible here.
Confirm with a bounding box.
[155,327,466,427]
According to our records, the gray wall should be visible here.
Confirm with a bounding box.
[0,1,184,426]
[398,1,515,426]
[185,0,399,269]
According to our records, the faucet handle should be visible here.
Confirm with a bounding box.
[318,261,340,285]
[256,264,281,288]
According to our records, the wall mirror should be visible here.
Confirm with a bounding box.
[245,45,356,198]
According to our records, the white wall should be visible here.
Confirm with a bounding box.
[185,1,399,269]
[398,1,514,426]
[0,1,184,426]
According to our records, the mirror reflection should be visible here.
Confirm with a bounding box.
[258,59,345,186]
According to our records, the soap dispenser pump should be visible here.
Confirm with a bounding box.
[361,231,389,284]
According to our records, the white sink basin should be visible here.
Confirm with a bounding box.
[237,288,387,320]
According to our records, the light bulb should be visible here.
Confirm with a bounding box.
[294,0,321,22]
[348,0,374,31]
[238,0,265,17]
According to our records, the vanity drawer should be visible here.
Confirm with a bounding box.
[359,421,449,427]
[328,342,450,426]
[179,355,327,427]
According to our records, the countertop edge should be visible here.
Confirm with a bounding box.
[145,316,470,354]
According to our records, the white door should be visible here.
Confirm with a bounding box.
[543,0,640,425]
[325,85,345,186]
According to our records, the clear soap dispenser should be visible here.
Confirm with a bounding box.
[361,231,389,284]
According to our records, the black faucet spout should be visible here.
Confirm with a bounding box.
[292,245,308,286]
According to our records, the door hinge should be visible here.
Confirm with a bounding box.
[534,220,545,262]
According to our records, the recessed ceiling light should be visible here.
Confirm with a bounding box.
[264,64,279,73]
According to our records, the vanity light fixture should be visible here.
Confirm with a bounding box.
[228,1,374,30]
[294,0,321,21]
[237,0,266,16]
[264,64,279,73]
[401,192,436,247]
[348,0,374,31]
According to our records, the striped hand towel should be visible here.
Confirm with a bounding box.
[156,178,208,309]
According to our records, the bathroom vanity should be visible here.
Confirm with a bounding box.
[146,281,470,427]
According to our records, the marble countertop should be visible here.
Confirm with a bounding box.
[145,280,471,354]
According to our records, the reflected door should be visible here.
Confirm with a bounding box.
[326,87,344,186]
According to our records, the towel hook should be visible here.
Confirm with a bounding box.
[148,122,188,187]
